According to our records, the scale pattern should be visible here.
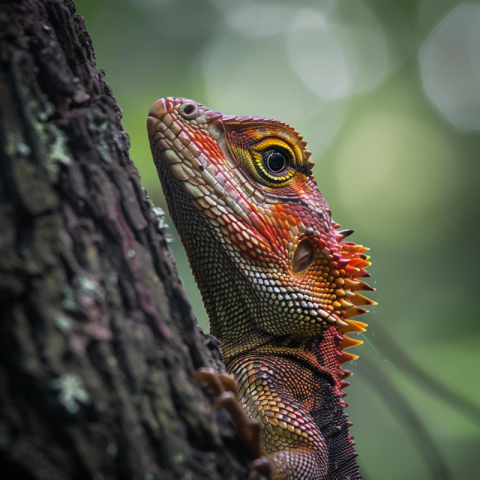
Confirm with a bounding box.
[147,98,375,480]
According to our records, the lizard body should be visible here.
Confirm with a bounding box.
[148,98,374,480]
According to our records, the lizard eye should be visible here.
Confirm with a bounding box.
[262,148,290,175]
[230,138,298,188]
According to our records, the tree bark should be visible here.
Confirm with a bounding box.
[0,1,251,478]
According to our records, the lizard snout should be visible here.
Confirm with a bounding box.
[147,98,169,137]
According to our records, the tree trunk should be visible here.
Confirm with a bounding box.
[0,1,252,478]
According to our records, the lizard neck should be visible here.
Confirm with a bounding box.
[228,347,359,479]
[225,324,351,397]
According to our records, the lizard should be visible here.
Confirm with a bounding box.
[147,98,375,480]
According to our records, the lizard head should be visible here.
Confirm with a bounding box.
[148,98,374,359]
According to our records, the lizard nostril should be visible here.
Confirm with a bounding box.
[179,102,198,119]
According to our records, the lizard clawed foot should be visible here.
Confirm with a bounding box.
[250,457,274,480]
[191,368,273,479]
[191,368,237,396]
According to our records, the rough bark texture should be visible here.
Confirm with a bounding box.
[0,1,253,479]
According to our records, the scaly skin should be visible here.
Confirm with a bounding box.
[147,98,375,480]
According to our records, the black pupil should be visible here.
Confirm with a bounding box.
[267,151,286,172]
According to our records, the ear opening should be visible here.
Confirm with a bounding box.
[292,238,315,273]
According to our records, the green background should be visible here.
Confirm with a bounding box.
[75,1,480,478]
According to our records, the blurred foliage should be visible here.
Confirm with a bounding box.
[75,1,480,478]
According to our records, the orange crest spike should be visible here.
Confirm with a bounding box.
[338,351,359,365]
[343,307,368,319]
[344,278,375,292]
[350,293,377,307]
[339,336,364,350]
[341,319,368,334]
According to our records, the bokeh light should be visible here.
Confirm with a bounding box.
[287,2,390,100]
[420,3,480,131]
[334,109,454,244]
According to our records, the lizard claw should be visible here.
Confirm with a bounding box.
[214,392,264,459]
[191,368,274,479]
[217,373,239,394]
[213,392,245,425]
[250,456,273,480]
[191,368,225,396]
